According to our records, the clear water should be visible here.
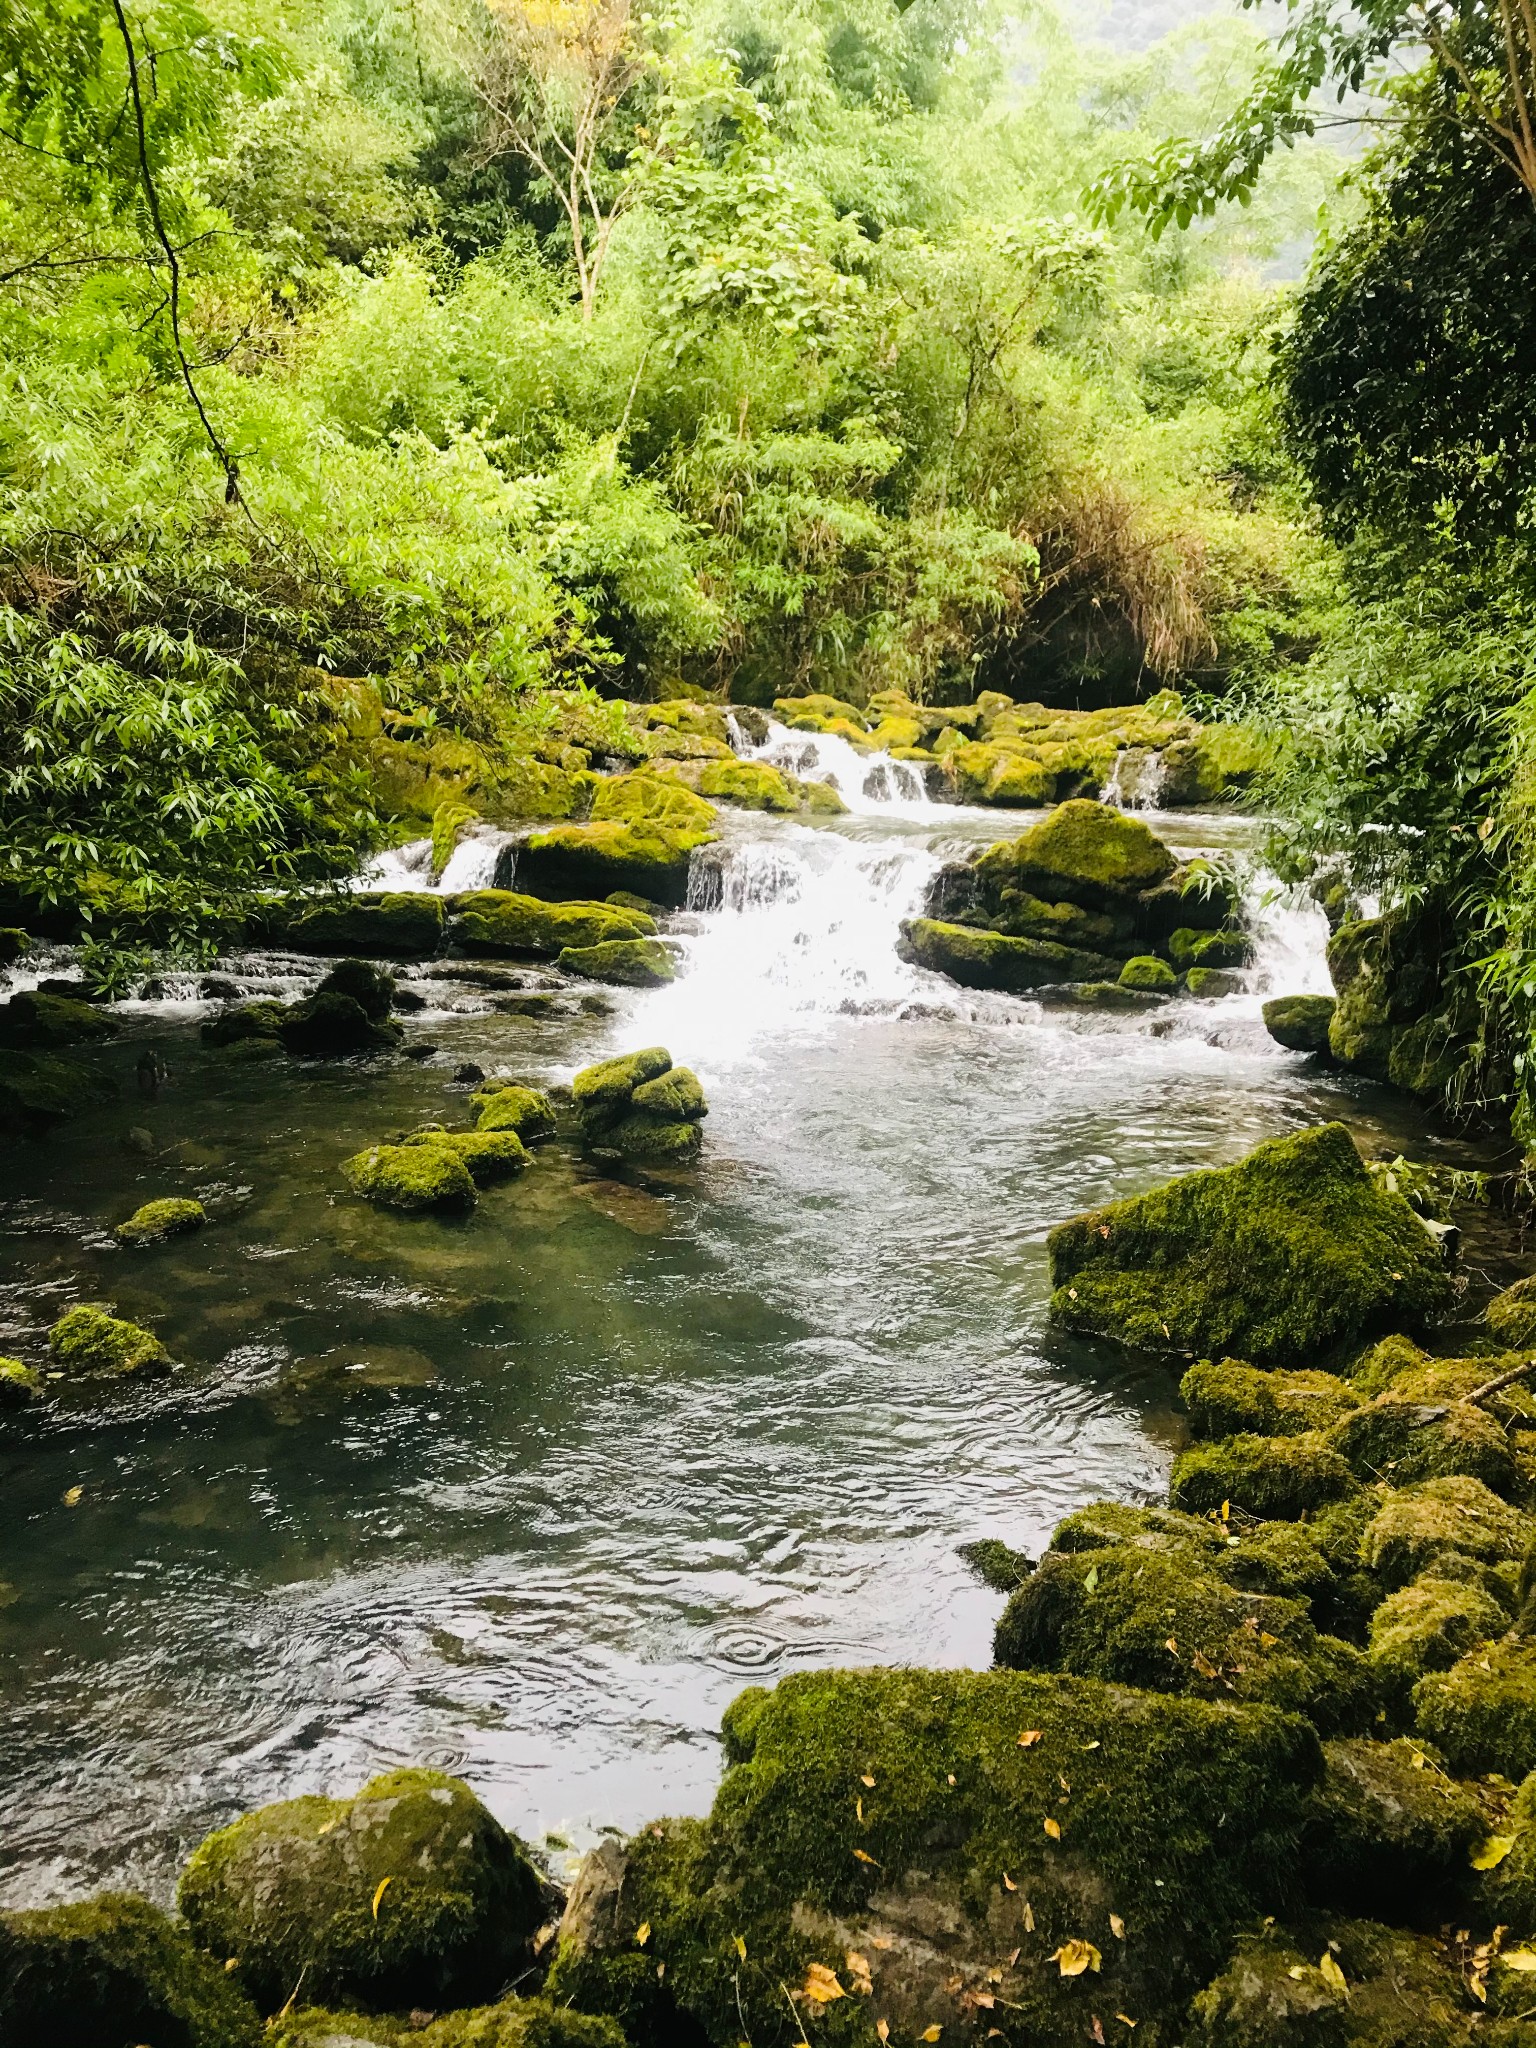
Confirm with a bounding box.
[0,764,1505,1907]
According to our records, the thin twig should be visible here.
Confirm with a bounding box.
[1469,1357,1536,1407]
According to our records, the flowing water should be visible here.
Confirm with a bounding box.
[0,736,1508,1906]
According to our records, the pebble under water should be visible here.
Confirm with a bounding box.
[0,759,1515,1906]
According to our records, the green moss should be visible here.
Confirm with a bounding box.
[1328,1393,1517,1496]
[401,1129,528,1185]
[572,1047,674,1132]
[202,1000,286,1048]
[1120,953,1178,990]
[1488,1277,1536,1351]
[996,797,1178,906]
[993,1545,1377,1734]
[343,1143,478,1213]
[1350,1333,1436,1398]
[1301,1737,1487,1918]
[0,990,118,1050]
[1414,1637,1536,1778]
[1188,1916,1480,2048]
[178,1768,547,2017]
[992,888,1132,952]
[1048,1123,1455,1368]
[261,892,446,960]
[1169,928,1253,971]
[473,1086,558,1142]
[898,916,1119,992]
[799,779,848,815]
[1364,1478,1535,1588]
[1368,1573,1508,1703]
[0,1356,41,1405]
[114,1197,206,1247]
[278,992,403,1059]
[551,1667,1320,2048]
[600,1116,702,1164]
[1171,1433,1361,1521]
[1036,979,1164,1010]
[1186,966,1245,997]
[1181,1359,1359,1441]
[1263,995,1337,1055]
[269,1997,627,2048]
[49,1302,170,1378]
[315,959,395,1022]
[1050,1499,1226,1558]
[1476,1769,1536,1943]
[944,740,1056,805]
[0,1890,263,2048]
[590,773,716,838]
[1215,1521,1343,1619]
[772,692,867,728]
[557,939,675,987]
[629,1068,707,1122]
[692,759,799,812]
[957,1537,1033,1590]
[517,823,701,909]
[450,892,651,958]
[0,926,31,965]
[0,1049,117,1139]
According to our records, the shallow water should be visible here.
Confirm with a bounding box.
[0,771,1513,1906]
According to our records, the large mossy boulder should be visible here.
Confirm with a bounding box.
[449,892,654,959]
[49,1302,171,1379]
[1325,910,1454,1097]
[545,1667,1320,2048]
[987,797,1177,906]
[1299,1738,1487,1920]
[177,1768,547,2016]
[558,938,675,987]
[1362,1476,1534,1588]
[260,892,446,960]
[898,918,1120,992]
[1047,1123,1455,1367]
[0,1890,263,2048]
[343,1142,478,1213]
[278,991,403,1059]
[1263,994,1337,1056]
[400,1127,528,1184]
[1171,1433,1361,1520]
[516,823,702,909]
[474,1084,558,1142]
[114,1198,206,1247]
[1180,1359,1359,1441]
[268,1997,628,2047]
[1413,1638,1536,1779]
[572,1047,707,1163]
[1488,1276,1536,1351]
[1329,1389,1517,1497]
[0,1050,116,1139]
[0,990,119,1050]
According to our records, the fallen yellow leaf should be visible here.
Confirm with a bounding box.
[853,1848,881,1866]
[1115,2017,1138,2030]
[636,1921,650,1948]
[861,1773,876,1788]
[1109,1915,1126,1941]
[920,2029,942,2043]
[1002,1872,1017,1890]
[371,1877,392,1920]
[1044,1817,1062,1841]
[871,1935,894,1951]
[1472,1836,1517,1870]
[846,1950,873,1995]
[1022,1905,1034,1935]
[876,2024,890,2045]
[856,1797,865,1823]
[802,1962,845,2004]
[1501,1950,1536,1972]
[734,1934,746,1960]
[1049,1939,1102,1978]
[1318,1951,1347,1994]
[62,1486,83,1508]
[1018,1729,1042,1747]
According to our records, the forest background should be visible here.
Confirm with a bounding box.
[2,0,1534,1131]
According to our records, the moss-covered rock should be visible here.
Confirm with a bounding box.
[268,1996,628,2047]
[1170,927,1253,971]
[598,1115,702,1163]
[1171,1433,1361,1521]
[343,1143,477,1213]
[693,759,800,812]
[278,993,403,1059]
[1216,1520,1355,1631]
[1363,1477,1535,1588]
[1180,1359,1359,1441]
[898,916,1119,992]
[1050,1499,1225,1560]
[943,740,1056,806]
[315,959,396,1022]
[1263,994,1338,1055]
[114,1197,207,1247]
[1301,1737,1488,1918]
[985,797,1177,908]
[993,1544,1377,1733]
[0,1890,263,2048]
[958,1536,1034,1590]
[1187,1916,1481,2048]
[989,888,1132,952]
[49,1302,171,1379]
[1328,1391,1517,1497]
[557,939,675,987]
[1132,862,1240,944]
[450,892,652,958]
[1120,953,1178,991]
[1186,966,1246,998]
[0,1356,41,1405]
[516,823,702,909]
[261,892,446,960]
[178,1769,547,2017]
[1414,1637,1536,1778]
[0,990,119,1050]
[546,1667,1321,2048]
[1489,1277,1536,1351]
[202,1000,286,1048]
[1476,1769,1536,1940]
[0,926,31,965]
[571,1047,674,1132]
[0,1049,117,1139]
[1049,1123,1454,1368]
[629,1067,707,1122]
[473,1085,558,1142]
[1368,1573,1509,1704]
[799,778,848,815]
[401,1129,528,1185]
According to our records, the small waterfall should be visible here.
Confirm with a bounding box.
[1099,747,1166,810]
[1244,877,1334,997]
[746,721,933,818]
[355,827,518,896]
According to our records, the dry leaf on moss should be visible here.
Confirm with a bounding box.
[1050,1939,1102,1978]
[802,1962,845,2004]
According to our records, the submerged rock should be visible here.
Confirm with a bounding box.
[49,1302,171,1379]
[0,1890,262,2048]
[0,1050,116,1138]
[278,991,403,1059]
[545,1666,1320,2048]
[557,938,675,987]
[343,1142,478,1214]
[1263,993,1337,1054]
[114,1197,206,1247]
[1047,1123,1455,1367]
[178,1768,547,2016]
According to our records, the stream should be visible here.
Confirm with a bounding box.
[0,731,1506,1906]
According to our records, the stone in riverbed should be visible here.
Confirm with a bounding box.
[48,1302,171,1378]
[1487,1275,1536,1349]
[571,1046,674,1130]
[1185,965,1244,997]
[1169,926,1252,971]
[1047,1122,1455,1367]
[178,1768,547,2016]
[114,1197,206,1246]
[984,796,1177,906]
[450,890,653,958]
[0,1891,262,2048]
[278,991,403,1058]
[0,1050,116,1138]
[473,1083,558,1141]
[0,990,118,1050]
[0,1357,41,1405]
[1171,1431,1361,1520]
[400,1127,528,1184]
[557,937,675,987]
[1263,993,1337,1054]
[898,917,1120,992]
[1179,1358,1359,1440]
[515,822,701,909]
[315,957,395,1021]
[342,1142,477,1213]
[257,890,445,959]
[572,1047,707,1163]
[1120,953,1178,991]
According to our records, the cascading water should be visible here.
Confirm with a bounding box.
[356,826,518,896]
[745,719,934,817]
[1099,746,1167,809]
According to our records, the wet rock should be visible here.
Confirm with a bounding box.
[991,887,1133,952]
[402,1040,437,1059]
[1325,911,1456,1098]
[544,1667,1321,2048]
[990,797,1177,906]
[315,958,395,1021]
[1171,1433,1361,1520]
[0,926,30,966]
[49,1302,171,1379]
[557,937,676,987]
[1169,926,1252,971]
[0,1890,262,2048]
[450,890,654,958]
[401,1127,529,1185]
[474,1084,558,1141]
[607,889,667,917]
[1132,862,1239,943]
[898,917,1120,992]
[114,1197,207,1247]
[177,1767,547,2016]
[0,1357,41,1406]
[1185,966,1245,998]
[1362,1476,1534,1589]
[453,1062,486,1085]
[1047,1123,1455,1368]
[1180,1359,1359,1441]
[1034,979,1166,1010]
[0,1051,116,1139]
[691,758,800,811]
[1051,1499,1225,1560]
[943,740,1056,805]
[201,1000,286,1048]
[0,990,119,1050]
[573,1047,707,1165]
[957,1536,1034,1589]
[257,891,446,959]
[342,1142,478,1214]
[1263,993,1337,1054]
[278,992,404,1058]
[198,974,240,999]
[515,821,705,909]
[1120,953,1178,991]
[572,1046,673,1127]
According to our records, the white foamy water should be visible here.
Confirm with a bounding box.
[746,719,934,817]
[357,825,517,895]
